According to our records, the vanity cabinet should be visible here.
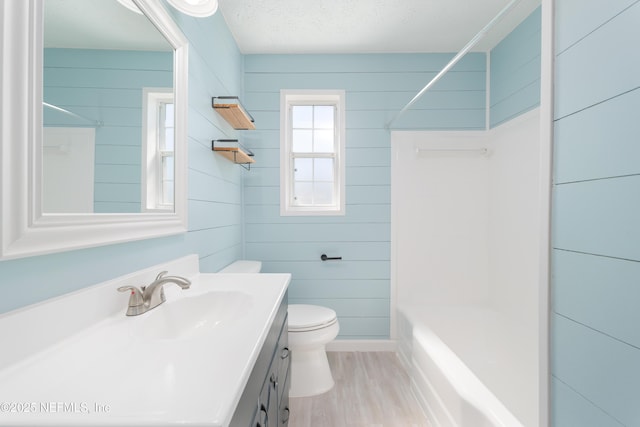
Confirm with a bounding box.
[231,293,290,427]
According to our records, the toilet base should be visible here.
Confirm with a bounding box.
[289,346,334,398]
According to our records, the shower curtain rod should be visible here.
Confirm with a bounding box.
[43,102,103,128]
[386,0,523,129]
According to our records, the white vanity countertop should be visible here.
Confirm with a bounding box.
[0,256,290,426]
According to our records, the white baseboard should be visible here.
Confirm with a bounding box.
[326,339,397,352]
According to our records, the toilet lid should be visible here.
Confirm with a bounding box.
[288,304,337,332]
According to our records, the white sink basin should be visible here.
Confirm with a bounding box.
[0,254,291,427]
[135,291,253,340]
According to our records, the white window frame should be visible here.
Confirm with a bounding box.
[142,87,174,212]
[280,90,346,216]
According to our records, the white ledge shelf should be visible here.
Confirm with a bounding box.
[212,96,256,130]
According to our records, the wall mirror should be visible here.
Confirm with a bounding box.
[0,0,189,259]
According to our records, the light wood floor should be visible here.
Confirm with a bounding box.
[288,352,432,427]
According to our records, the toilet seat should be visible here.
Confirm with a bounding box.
[288,304,338,332]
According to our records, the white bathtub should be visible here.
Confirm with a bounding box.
[398,305,538,427]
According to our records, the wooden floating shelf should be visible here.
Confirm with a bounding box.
[212,96,256,130]
[211,139,255,170]
[212,147,255,164]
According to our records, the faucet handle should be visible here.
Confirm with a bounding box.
[155,271,168,281]
[117,286,144,307]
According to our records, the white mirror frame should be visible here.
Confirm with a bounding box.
[0,0,189,260]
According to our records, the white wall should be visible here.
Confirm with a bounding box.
[392,131,491,308]
[487,108,541,333]
[42,127,95,213]
[392,107,540,324]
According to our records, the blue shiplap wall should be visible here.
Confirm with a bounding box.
[489,6,541,128]
[242,53,486,339]
[0,8,244,315]
[43,48,173,213]
[552,1,640,425]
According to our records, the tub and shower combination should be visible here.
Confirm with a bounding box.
[392,109,542,427]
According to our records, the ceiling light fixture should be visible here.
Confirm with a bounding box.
[166,0,218,17]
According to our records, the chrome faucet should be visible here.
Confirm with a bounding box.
[117,271,191,316]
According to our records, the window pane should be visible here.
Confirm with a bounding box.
[163,181,174,204]
[162,151,174,206]
[164,128,174,151]
[314,106,334,129]
[164,103,174,127]
[292,130,312,152]
[314,182,334,205]
[163,155,174,180]
[294,158,312,181]
[313,129,334,153]
[293,182,313,205]
[314,158,334,181]
[162,154,174,206]
[292,106,313,128]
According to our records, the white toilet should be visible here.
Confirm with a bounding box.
[219,260,340,398]
[287,304,339,397]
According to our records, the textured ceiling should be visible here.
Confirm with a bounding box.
[218,0,541,54]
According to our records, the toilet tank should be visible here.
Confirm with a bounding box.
[219,260,262,273]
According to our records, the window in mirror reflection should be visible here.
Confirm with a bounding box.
[160,102,175,207]
[143,89,175,211]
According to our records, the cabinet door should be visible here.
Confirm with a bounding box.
[251,405,264,427]
[277,315,291,426]
[229,294,289,427]
[259,373,271,427]
[267,370,279,426]
[279,369,290,426]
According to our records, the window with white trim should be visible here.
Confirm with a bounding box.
[280,90,345,216]
[142,88,174,211]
